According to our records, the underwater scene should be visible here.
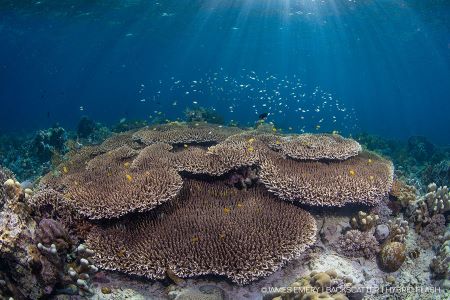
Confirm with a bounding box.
[0,0,450,299]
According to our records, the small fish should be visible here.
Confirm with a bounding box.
[124,162,130,168]
[247,146,254,152]
[223,207,231,214]
[247,138,255,144]
[368,159,373,164]
[125,174,133,182]
[237,203,243,208]
[191,236,199,243]
[316,125,321,130]
[369,175,374,180]
[349,170,356,176]
[183,144,189,148]
[63,166,68,174]
[219,233,226,239]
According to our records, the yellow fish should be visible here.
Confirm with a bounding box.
[349,170,356,176]
[184,144,189,148]
[247,147,254,152]
[275,140,281,145]
[63,166,68,174]
[272,128,277,132]
[369,175,374,180]
[223,207,231,214]
[124,162,130,168]
[191,236,199,243]
[237,203,243,208]
[125,174,133,182]
[218,233,226,240]
[368,159,373,164]
[247,138,255,144]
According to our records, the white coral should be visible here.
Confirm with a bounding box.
[424,183,450,214]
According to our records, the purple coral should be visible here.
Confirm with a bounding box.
[337,230,380,259]
[419,214,446,248]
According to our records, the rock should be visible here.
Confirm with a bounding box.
[374,224,390,242]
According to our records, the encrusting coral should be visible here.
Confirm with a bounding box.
[86,180,317,285]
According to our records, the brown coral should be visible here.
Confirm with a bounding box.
[86,180,317,284]
[259,151,394,207]
[132,123,242,146]
[46,146,182,219]
[268,133,362,161]
[390,179,416,208]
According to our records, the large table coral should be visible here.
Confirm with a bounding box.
[86,180,317,284]
[38,123,393,219]
[31,123,395,285]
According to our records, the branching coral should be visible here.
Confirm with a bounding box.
[414,183,450,225]
[337,230,380,259]
[268,133,362,161]
[259,151,394,207]
[390,179,416,208]
[430,226,450,289]
[87,180,317,285]
[350,211,379,231]
[386,218,409,243]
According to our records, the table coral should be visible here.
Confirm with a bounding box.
[86,180,317,285]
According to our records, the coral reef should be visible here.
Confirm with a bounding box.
[386,217,409,243]
[430,225,450,289]
[260,150,394,207]
[264,269,355,300]
[268,133,362,161]
[337,230,380,259]
[390,178,417,208]
[419,214,446,248]
[32,126,67,162]
[184,106,225,124]
[76,116,98,138]
[378,241,406,272]
[414,183,450,226]
[133,122,242,146]
[350,211,379,231]
[87,180,317,285]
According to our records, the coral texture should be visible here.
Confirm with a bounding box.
[268,133,362,161]
[337,230,380,259]
[390,179,416,208]
[132,123,242,145]
[41,145,183,219]
[378,241,406,272]
[259,151,394,206]
[87,180,317,284]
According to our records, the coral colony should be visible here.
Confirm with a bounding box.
[0,122,449,299]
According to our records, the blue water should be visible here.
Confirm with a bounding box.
[0,0,449,143]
